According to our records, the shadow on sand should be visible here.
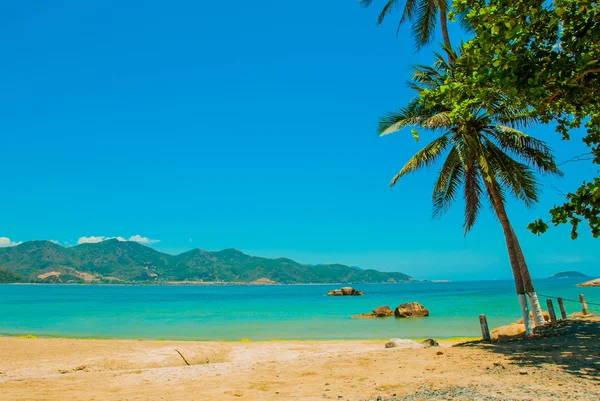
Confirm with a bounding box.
[459,318,600,382]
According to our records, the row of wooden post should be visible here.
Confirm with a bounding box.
[479,293,590,341]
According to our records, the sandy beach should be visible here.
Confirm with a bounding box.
[1,318,599,400]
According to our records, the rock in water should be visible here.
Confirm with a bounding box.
[385,338,424,349]
[327,287,363,296]
[351,313,377,319]
[341,287,355,296]
[372,306,394,317]
[394,302,429,318]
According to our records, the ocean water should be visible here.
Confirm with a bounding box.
[0,279,598,340]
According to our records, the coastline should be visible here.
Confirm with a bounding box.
[1,280,421,286]
[2,318,599,401]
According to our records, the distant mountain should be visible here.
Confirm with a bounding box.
[548,271,590,279]
[0,240,412,284]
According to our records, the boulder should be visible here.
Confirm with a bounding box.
[385,338,423,349]
[490,322,526,342]
[394,302,429,318]
[341,287,355,296]
[420,339,439,348]
[372,306,394,317]
[568,312,596,319]
[327,290,344,296]
[516,310,550,324]
[354,290,364,296]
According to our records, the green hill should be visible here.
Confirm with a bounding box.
[0,240,411,284]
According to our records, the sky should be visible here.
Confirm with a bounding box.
[0,1,598,280]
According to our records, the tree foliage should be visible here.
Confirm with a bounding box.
[417,0,600,238]
[378,52,562,234]
[360,0,454,60]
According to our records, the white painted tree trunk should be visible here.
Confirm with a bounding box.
[527,292,546,328]
[518,294,532,335]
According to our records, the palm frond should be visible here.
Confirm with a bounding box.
[412,0,438,50]
[463,159,483,233]
[377,0,397,26]
[377,99,441,136]
[482,138,540,207]
[432,147,463,218]
[489,126,564,176]
[399,0,419,25]
[389,134,450,187]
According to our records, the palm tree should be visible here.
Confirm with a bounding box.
[359,0,453,61]
[378,52,562,331]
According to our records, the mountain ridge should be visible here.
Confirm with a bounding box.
[0,240,412,284]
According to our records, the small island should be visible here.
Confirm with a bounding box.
[548,271,590,279]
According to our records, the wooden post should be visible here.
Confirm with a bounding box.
[479,314,491,341]
[557,297,567,320]
[546,299,558,326]
[580,294,589,315]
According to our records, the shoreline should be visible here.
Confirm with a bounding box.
[0,333,480,343]
[2,318,599,400]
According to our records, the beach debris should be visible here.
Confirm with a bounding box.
[327,287,363,296]
[174,349,190,366]
[394,302,429,318]
[436,351,444,355]
[385,338,424,349]
[372,306,394,317]
[519,369,528,375]
[420,338,439,348]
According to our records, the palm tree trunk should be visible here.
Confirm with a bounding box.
[510,226,546,327]
[438,8,452,63]
[484,180,532,335]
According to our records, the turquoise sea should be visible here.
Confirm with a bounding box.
[0,279,598,340]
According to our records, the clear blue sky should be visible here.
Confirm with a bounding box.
[1,1,597,280]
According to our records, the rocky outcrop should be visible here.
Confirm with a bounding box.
[394,302,429,318]
[516,310,551,324]
[352,303,430,319]
[491,322,526,342]
[569,312,597,319]
[327,287,363,296]
[352,305,393,319]
[577,278,600,287]
[372,306,394,317]
[351,313,377,319]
